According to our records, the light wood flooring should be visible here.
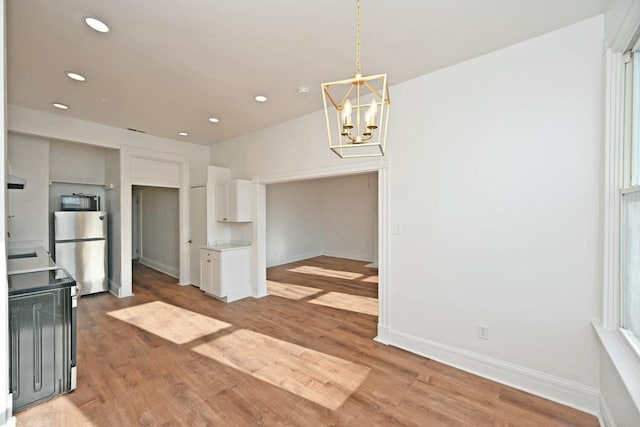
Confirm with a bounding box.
[16,256,598,426]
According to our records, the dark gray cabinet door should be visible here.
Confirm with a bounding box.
[10,289,69,412]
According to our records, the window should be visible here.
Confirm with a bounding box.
[621,49,640,351]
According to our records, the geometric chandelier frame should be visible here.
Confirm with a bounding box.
[322,72,390,158]
[321,0,391,159]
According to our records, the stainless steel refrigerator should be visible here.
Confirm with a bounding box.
[54,211,108,295]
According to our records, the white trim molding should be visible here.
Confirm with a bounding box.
[139,257,179,279]
[594,323,640,416]
[386,327,600,415]
[108,278,132,298]
[120,146,189,297]
[602,49,625,329]
[257,158,387,185]
[599,394,616,427]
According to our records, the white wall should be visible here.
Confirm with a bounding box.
[266,173,377,267]
[211,17,604,412]
[7,133,49,248]
[266,179,324,267]
[49,140,107,185]
[321,173,377,261]
[137,186,180,278]
[9,106,210,168]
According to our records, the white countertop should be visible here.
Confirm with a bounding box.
[202,242,252,252]
[7,247,58,275]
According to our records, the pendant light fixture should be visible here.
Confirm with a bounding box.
[322,0,390,158]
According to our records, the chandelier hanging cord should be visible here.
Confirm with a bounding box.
[355,0,361,75]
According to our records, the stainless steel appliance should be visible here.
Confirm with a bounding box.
[8,268,77,412]
[60,194,100,211]
[54,211,108,295]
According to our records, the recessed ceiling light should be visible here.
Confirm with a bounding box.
[178,131,189,137]
[85,17,109,33]
[254,95,268,103]
[208,117,220,123]
[52,102,69,110]
[66,71,86,82]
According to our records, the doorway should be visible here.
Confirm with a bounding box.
[131,185,180,279]
[255,163,389,341]
[264,172,379,322]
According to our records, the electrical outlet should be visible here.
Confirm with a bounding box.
[478,324,489,340]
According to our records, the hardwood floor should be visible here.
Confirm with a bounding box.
[16,256,598,426]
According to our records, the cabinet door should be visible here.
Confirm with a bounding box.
[210,258,222,297]
[231,180,252,222]
[10,290,68,412]
[215,182,228,222]
[226,182,238,221]
[199,250,213,293]
[189,186,206,287]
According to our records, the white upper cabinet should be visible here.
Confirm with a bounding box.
[215,180,252,222]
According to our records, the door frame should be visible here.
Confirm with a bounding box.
[131,188,142,261]
[118,146,189,297]
[253,157,390,343]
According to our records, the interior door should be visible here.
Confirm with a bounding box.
[189,186,207,286]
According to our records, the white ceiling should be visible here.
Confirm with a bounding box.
[7,0,610,146]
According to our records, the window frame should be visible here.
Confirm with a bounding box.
[618,46,640,358]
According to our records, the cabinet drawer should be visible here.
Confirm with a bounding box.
[199,249,220,261]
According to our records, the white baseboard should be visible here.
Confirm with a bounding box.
[108,279,133,298]
[267,250,374,268]
[139,257,179,279]
[322,249,371,263]
[386,328,600,416]
[266,249,324,268]
[375,323,391,344]
[253,290,268,299]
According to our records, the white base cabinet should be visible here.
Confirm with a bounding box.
[199,247,251,302]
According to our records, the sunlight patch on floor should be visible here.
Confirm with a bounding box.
[287,265,363,280]
[16,396,95,427]
[361,275,379,284]
[308,292,378,316]
[267,280,322,300]
[107,301,231,344]
[192,329,370,410]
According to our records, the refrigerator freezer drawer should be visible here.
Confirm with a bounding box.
[55,240,107,295]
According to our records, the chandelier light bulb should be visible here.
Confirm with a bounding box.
[365,100,377,127]
[342,99,353,126]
